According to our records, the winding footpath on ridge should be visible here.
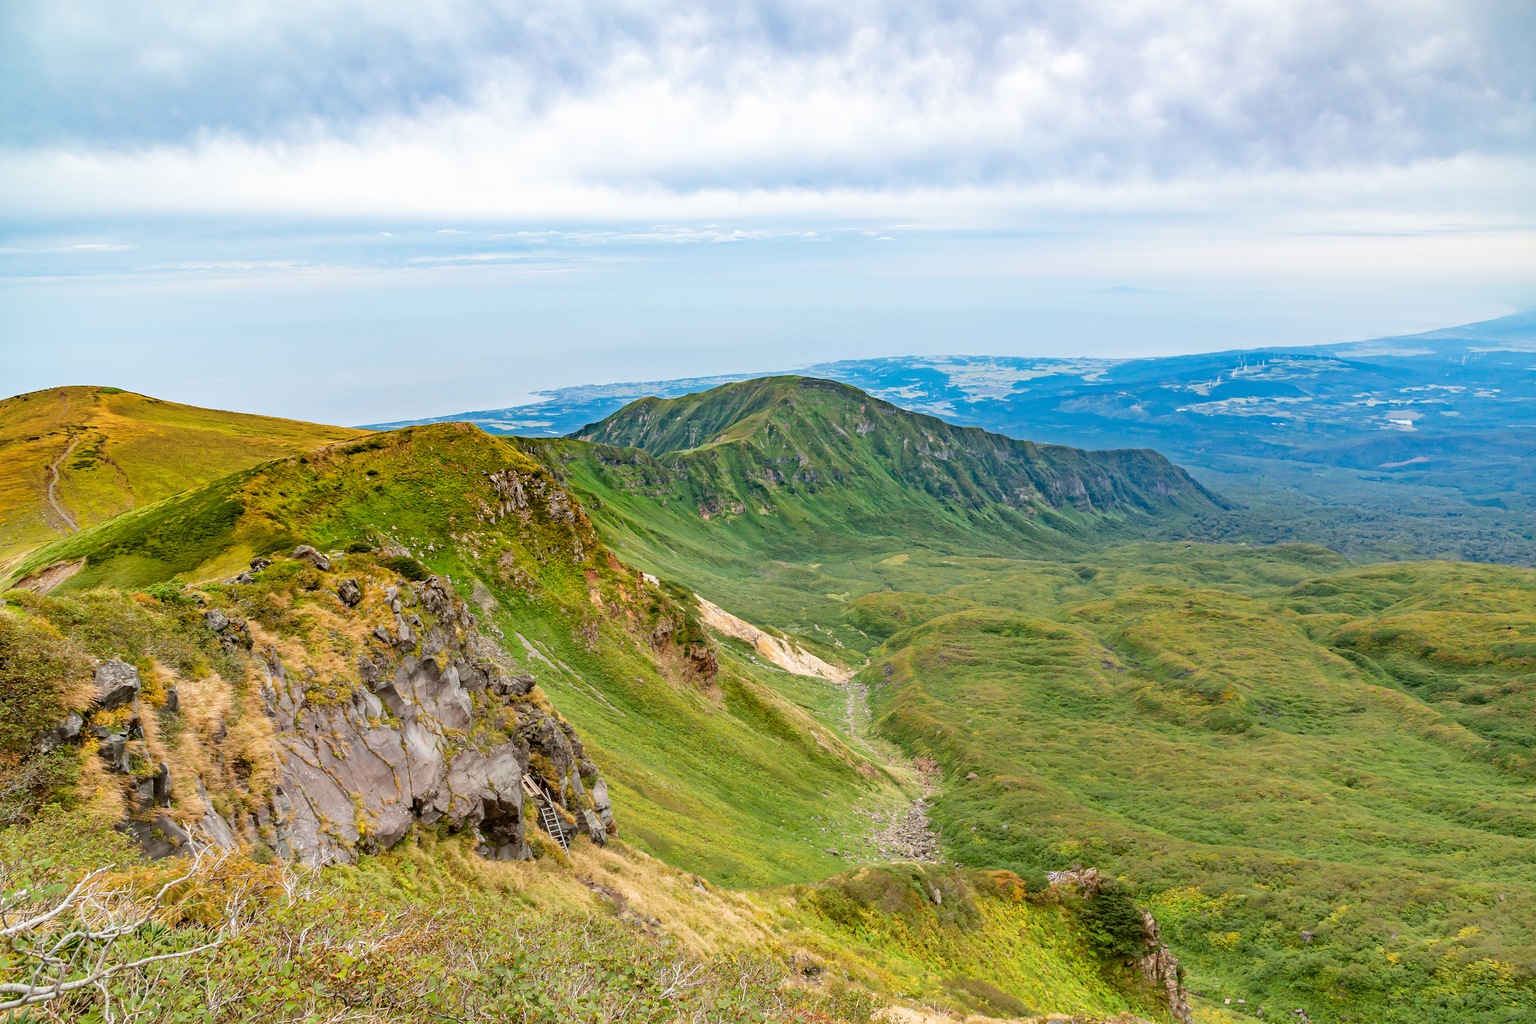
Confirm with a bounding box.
[45,433,81,533]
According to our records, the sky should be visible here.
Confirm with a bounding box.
[2,0,1533,425]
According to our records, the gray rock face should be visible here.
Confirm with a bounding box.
[94,660,141,710]
[264,644,524,865]
[120,815,193,860]
[256,576,609,867]
[589,772,615,831]
[292,545,332,570]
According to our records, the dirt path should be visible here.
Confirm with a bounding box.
[842,674,944,862]
[45,434,81,532]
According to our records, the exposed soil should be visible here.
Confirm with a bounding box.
[843,675,943,862]
[45,433,81,532]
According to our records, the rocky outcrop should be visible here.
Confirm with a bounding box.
[1139,910,1193,1024]
[291,544,332,570]
[1048,867,1193,1024]
[256,573,614,867]
[26,561,616,869]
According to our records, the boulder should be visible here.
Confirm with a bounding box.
[36,712,83,753]
[292,545,331,570]
[204,608,229,633]
[250,556,274,571]
[94,660,141,710]
[493,673,536,698]
[337,577,363,607]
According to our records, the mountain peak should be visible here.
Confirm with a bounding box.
[558,376,1222,546]
[572,375,881,455]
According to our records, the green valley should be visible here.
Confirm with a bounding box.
[3,376,1533,1023]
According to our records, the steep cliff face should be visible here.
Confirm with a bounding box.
[12,556,616,867]
[255,570,613,867]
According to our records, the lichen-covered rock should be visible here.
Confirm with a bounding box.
[94,659,140,710]
[36,711,83,753]
[1138,910,1193,1024]
[337,577,363,606]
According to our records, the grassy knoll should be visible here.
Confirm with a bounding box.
[0,385,365,568]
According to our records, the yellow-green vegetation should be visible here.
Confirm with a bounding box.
[0,385,365,568]
[18,377,1536,1021]
[789,865,1165,1019]
[4,422,901,887]
[1,803,1171,1022]
[813,545,1536,1024]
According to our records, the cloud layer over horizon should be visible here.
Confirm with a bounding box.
[1,1,1532,423]
[4,0,1533,220]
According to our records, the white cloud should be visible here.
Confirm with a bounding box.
[0,1,1530,229]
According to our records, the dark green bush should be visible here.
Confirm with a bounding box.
[1077,882,1148,962]
[383,555,429,581]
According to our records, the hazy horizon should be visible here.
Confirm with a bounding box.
[3,1,1532,425]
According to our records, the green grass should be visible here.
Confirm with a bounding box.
[0,385,364,568]
[824,546,1536,1023]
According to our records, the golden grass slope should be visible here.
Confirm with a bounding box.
[0,386,365,569]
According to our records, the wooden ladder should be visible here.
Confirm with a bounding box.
[522,774,569,852]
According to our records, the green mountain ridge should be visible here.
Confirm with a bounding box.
[5,376,1536,1023]
[508,376,1226,635]
[572,375,1223,518]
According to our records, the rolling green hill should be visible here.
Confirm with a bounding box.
[0,385,366,571]
[5,421,900,887]
[8,377,1536,1021]
[511,376,1224,640]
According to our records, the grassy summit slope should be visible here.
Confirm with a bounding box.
[7,422,901,888]
[0,385,366,567]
